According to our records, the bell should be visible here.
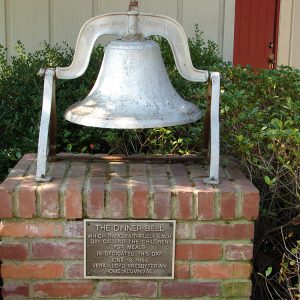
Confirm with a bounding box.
[64,39,201,129]
[36,5,220,184]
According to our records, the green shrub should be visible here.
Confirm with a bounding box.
[221,65,299,204]
[220,64,300,299]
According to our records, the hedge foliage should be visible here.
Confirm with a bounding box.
[0,30,300,298]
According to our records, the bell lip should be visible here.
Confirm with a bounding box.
[64,111,202,129]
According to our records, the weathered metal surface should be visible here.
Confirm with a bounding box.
[203,72,220,185]
[36,2,220,184]
[36,68,56,181]
[49,153,207,163]
[84,220,176,279]
[55,10,208,82]
[65,40,201,128]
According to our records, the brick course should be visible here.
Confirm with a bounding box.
[0,154,259,299]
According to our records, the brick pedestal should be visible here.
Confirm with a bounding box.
[0,153,259,299]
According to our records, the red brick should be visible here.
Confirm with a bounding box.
[90,162,106,177]
[226,164,246,179]
[2,262,64,279]
[129,163,147,176]
[32,241,83,259]
[0,160,33,212]
[176,223,192,239]
[2,283,29,298]
[65,221,83,237]
[109,162,127,177]
[0,243,28,260]
[0,187,13,218]
[175,264,190,279]
[39,182,60,218]
[64,185,83,219]
[69,162,87,177]
[198,191,215,220]
[110,190,127,218]
[225,244,253,260]
[196,180,215,220]
[242,192,260,220]
[17,181,37,218]
[152,176,170,191]
[233,173,259,192]
[131,177,149,218]
[63,162,86,219]
[8,153,35,174]
[161,282,220,298]
[175,191,193,219]
[153,192,171,219]
[99,281,157,297]
[51,160,69,176]
[170,164,188,177]
[87,177,105,218]
[150,163,167,177]
[132,190,149,218]
[109,177,128,218]
[173,175,192,189]
[189,164,208,178]
[152,175,171,219]
[1,222,64,238]
[220,191,237,219]
[176,243,222,260]
[67,263,84,278]
[218,177,236,191]
[195,223,254,240]
[34,282,94,298]
[192,262,252,279]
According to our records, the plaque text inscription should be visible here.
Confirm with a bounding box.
[84,220,175,279]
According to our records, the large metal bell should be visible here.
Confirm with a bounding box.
[65,39,201,129]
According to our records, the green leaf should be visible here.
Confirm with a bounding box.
[15,151,22,159]
[265,266,272,277]
[290,260,296,266]
[264,175,271,185]
[237,135,244,142]
[66,144,72,152]
[291,248,298,254]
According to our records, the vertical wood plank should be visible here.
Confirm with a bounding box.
[181,0,221,42]
[0,0,5,48]
[51,0,93,48]
[95,0,129,15]
[218,0,225,57]
[291,0,300,68]
[277,0,293,65]
[139,0,177,19]
[223,0,235,62]
[177,0,183,24]
[8,0,49,56]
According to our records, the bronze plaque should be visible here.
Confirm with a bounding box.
[84,220,176,279]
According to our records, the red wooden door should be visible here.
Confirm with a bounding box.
[233,0,280,69]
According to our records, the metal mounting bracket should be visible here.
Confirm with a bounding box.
[203,72,220,185]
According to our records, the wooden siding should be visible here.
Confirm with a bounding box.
[1,0,299,68]
[277,0,300,68]
[0,0,235,62]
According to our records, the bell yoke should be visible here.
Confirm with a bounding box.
[36,1,220,184]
